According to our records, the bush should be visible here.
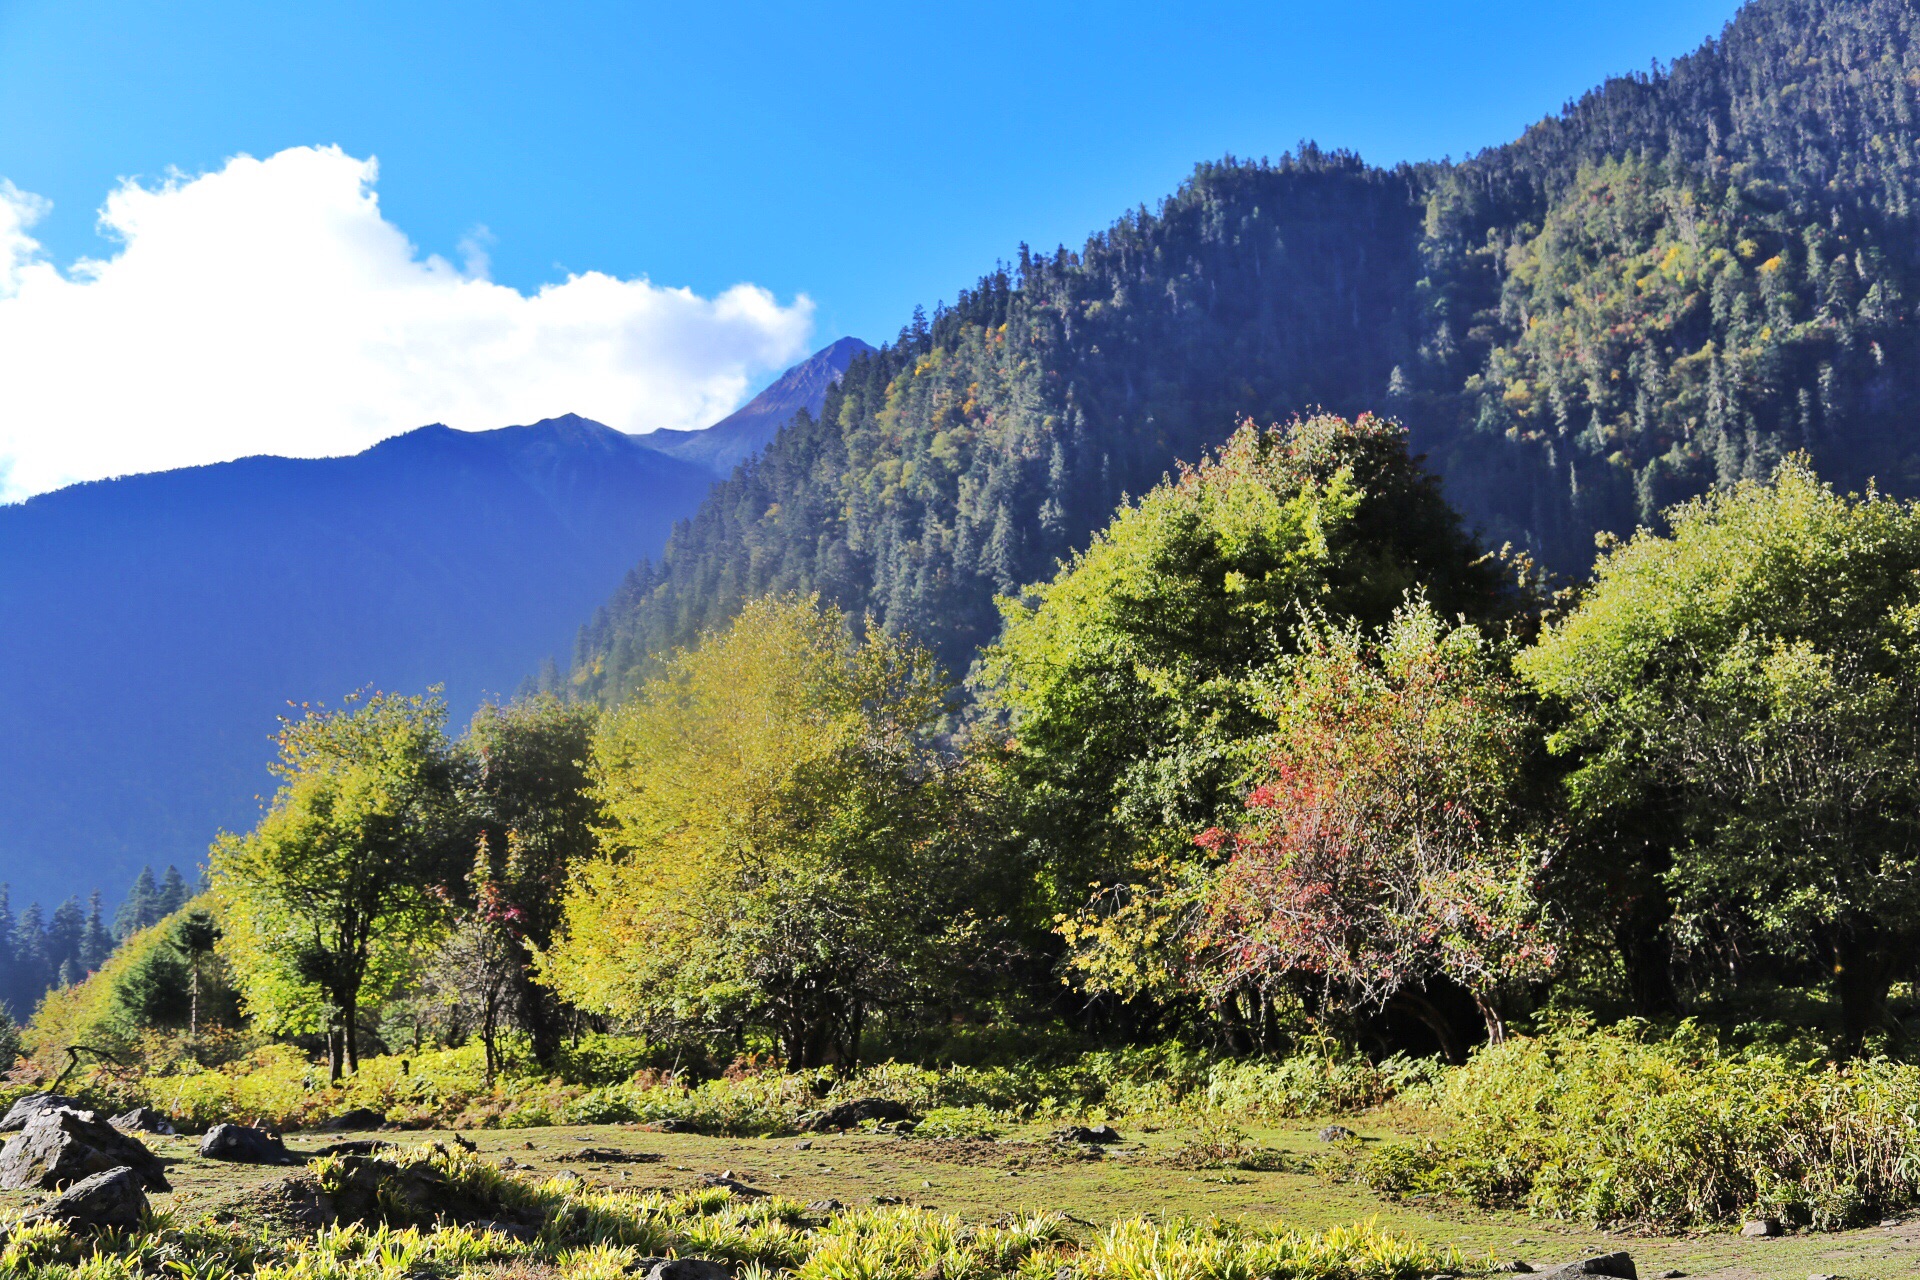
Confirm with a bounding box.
[1340,1018,1920,1230]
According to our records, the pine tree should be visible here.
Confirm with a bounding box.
[45,898,83,980]
[155,866,190,917]
[80,892,113,971]
[114,867,157,940]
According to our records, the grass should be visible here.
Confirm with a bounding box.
[3,1114,1918,1278]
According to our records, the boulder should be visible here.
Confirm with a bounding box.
[200,1123,291,1164]
[1317,1124,1358,1143]
[23,1165,149,1231]
[322,1154,498,1226]
[1537,1254,1637,1280]
[311,1139,397,1159]
[0,1107,168,1191]
[320,1108,386,1132]
[799,1098,915,1132]
[1053,1124,1123,1145]
[109,1106,176,1136]
[807,1198,846,1214]
[0,1093,85,1132]
[1740,1218,1782,1238]
[634,1259,733,1280]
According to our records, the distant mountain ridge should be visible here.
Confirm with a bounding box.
[645,337,873,475]
[0,414,713,908]
[0,334,870,910]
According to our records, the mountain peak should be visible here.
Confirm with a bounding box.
[643,337,875,475]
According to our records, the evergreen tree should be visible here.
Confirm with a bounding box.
[80,892,114,971]
[114,867,158,940]
[155,866,190,917]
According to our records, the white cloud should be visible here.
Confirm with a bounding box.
[0,146,816,500]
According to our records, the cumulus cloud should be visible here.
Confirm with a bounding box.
[0,146,815,500]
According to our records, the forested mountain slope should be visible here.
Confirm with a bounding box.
[0,417,712,906]
[574,0,1920,694]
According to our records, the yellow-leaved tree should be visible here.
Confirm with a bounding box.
[541,596,1002,1068]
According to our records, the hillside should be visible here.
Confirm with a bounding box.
[573,0,1920,695]
[644,337,875,474]
[0,416,713,907]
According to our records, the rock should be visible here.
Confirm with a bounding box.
[475,1217,540,1242]
[1741,1218,1782,1238]
[1808,1273,1839,1280]
[699,1172,768,1197]
[311,1139,396,1158]
[807,1198,846,1214]
[321,1108,386,1132]
[108,1106,176,1136]
[873,1194,905,1205]
[323,1154,499,1226]
[799,1098,916,1132]
[0,1107,169,1191]
[1053,1124,1123,1145]
[794,1140,813,1151]
[248,1173,335,1230]
[1536,1254,1637,1280]
[0,1093,86,1132]
[200,1123,291,1164]
[23,1166,149,1231]
[1505,1266,1536,1275]
[1656,1272,1685,1279]
[635,1259,733,1280]
[1317,1124,1358,1143]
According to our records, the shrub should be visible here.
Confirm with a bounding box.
[1341,1018,1920,1230]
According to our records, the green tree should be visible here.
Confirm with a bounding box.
[544,597,1002,1068]
[465,695,599,1067]
[981,414,1509,921]
[171,908,221,1041]
[1519,459,1920,1046]
[210,690,468,1080]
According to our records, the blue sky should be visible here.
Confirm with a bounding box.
[0,0,1742,493]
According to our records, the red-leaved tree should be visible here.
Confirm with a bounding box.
[1197,601,1556,1047]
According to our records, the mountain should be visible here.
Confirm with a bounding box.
[644,338,875,475]
[0,415,715,908]
[573,0,1920,699]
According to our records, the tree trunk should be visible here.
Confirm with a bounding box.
[1389,989,1466,1063]
[343,988,360,1074]
[1617,887,1680,1017]
[189,955,201,1042]
[1834,935,1894,1052]
[327,1029,344,1084]
[1472,991,1507,1046]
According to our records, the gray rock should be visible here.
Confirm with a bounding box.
[800,1098,915,1131]
[0,1107,168,1191]
[807,1198,846,1214]
[0,1093,85,1132]
[1537,1254,1637,1280]
[1741,1218,1782,1238]
[1053,1124,1123,1145]
[320,1108,386,1132]
[1317,1124,1358,1143]
[636,1259,733,1280]
[699,1172,768,1197]
[311,1139,396,1158]
[23,1165,149,1231]
[199,1123,290,1164]
[108,1106,175,1136]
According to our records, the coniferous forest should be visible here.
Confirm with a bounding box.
[575,0,1920,692]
